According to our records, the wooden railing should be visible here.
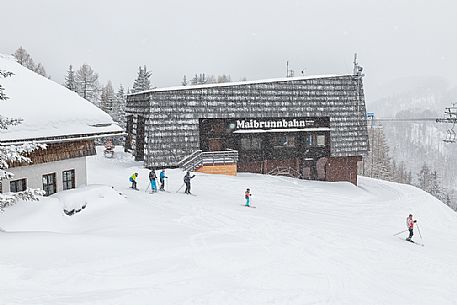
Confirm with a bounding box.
[178,149,239,172]
[268,166,303,179]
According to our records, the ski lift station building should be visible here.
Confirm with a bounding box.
[125,72,369,185]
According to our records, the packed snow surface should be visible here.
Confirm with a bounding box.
[0,54,122,142]
[1,148,456,305]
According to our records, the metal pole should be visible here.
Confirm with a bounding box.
[393,229,408,236]
[416,223,423,241]
[176,183,185,193]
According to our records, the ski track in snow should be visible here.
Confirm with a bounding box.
[1,147,457,305]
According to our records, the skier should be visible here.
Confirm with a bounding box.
[406,214,417,241]
[149,169,158,192]
[159,169,168,191]
[245,188,252,207]
[183,171,195,194]
[129,172,138,190]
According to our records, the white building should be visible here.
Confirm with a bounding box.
[0,54,123,195]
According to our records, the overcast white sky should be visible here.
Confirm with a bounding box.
[1,0,456,101]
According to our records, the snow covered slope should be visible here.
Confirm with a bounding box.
[0,54,122,142]
[1,147,456,305]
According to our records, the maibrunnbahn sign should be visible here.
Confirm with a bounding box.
[231,117,329,130]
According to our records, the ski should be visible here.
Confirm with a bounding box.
[398,237,424,247]
[180,192,197,196]
[241,204,256,208]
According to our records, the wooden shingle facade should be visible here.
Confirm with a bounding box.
[126,74,369,184]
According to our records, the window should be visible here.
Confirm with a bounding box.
[10,178,27,193]
[240,136,261,150]
[317,134,326,147]
[273,135,295,148]
[306,133,327,147]
[42,173,57,196]
[62,169,75,190]
[305,134,313,146]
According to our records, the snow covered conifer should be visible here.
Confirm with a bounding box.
[111,84,126,129]
[190,74,198,85]
[197,73,208,85]
[190,73,209,85]
[14,47,35,70]
[100,81,115,114]
[217,74,231,83]
[363,124,392,181]
[182,75,187,86]
[132,66,152,93]
[206,75,216,84]
[13,47,49,78]
[75,64,99,104]
[0,70,14,101]
[34,63,47,78]
[417,162,431,192]
[429,170,444,201]
[64,65,77,92]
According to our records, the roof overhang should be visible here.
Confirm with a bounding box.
[0,131,126,146]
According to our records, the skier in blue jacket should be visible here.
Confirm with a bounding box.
[159,169,168,191]
[149,170,158,192]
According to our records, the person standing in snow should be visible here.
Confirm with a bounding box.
[406,214,417,241]
[129,172,138,190]
[159,169,168,191]
[149,169,158,192]
[183,171,195,194]
[244,188,252,207]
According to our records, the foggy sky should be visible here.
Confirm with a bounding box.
[2,0,456,102]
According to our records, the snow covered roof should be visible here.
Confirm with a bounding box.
[128,74,349,95]
[0,54,123,144]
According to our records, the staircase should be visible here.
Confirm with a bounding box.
[178,149,239,173]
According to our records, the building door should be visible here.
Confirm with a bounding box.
[208,138,223,151]
[135,115,145,161]
[302,159,318,180]
[125,115,133,151]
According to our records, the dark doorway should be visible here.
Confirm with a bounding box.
[208,138,223,151]
[125,115,133,151]
[302,159,318,180]
[135,115,145,161]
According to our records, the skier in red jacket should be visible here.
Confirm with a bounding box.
[406,214,417,241]
[245,188,252,207]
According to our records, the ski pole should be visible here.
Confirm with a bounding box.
[145,182,150,192]
[176,183,185,193]
[416,223,423,241]
[393,229,408,236]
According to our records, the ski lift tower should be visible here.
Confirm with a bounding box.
[436,102,457,143]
